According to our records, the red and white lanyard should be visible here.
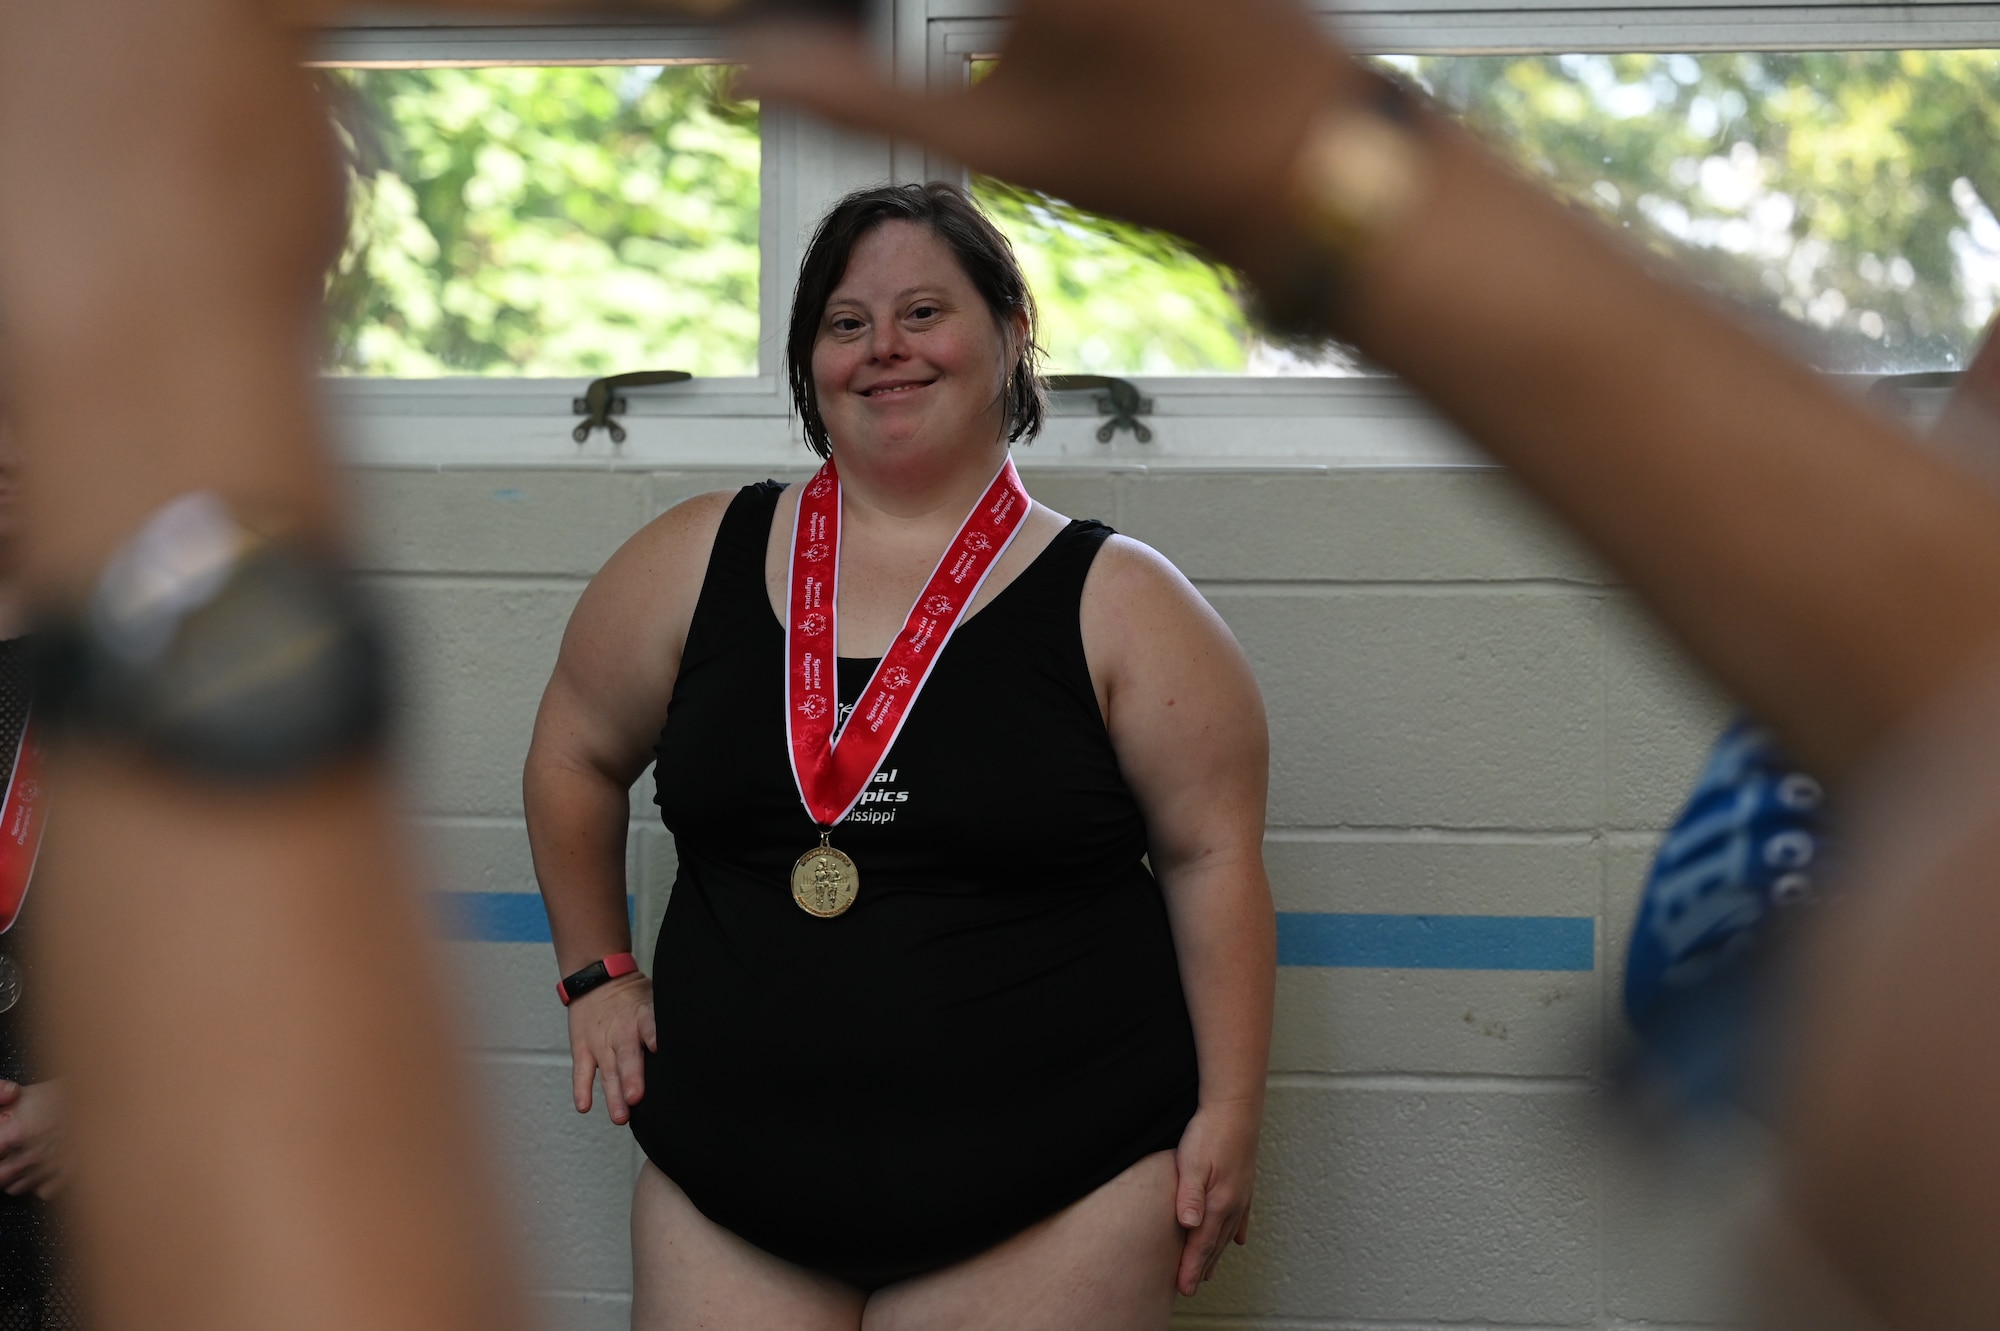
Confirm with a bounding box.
[0,716,47,935]
[785,456,1031,829]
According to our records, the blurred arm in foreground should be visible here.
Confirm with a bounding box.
[0,0,1992,1328]
[0,3,539,1329]
[737,2,2000,1327]
[742,0,2000,786]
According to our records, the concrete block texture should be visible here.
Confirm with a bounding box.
[414,819,545,896]
[1017,468,1124,529]
[639,466,1122,531]
[1265,837,1602,1077]
[1264,836,1600,916]
[648,468,811,519]
[1275,967,1597,1078]
[534,1292,633,1331]
[351,469,650,577]
[1183,1083,1599,1324]
[479,1054,639,1297]
[1213,589,1602,829]
[446,941,570,1054]
[373,576,581,816]
[1603,596,1734,831]
[1119,470,1606,584]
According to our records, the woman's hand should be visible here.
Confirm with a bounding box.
[1173,1097,1261,1296]
[0,1078,64,1200]
[567,974,657,1126]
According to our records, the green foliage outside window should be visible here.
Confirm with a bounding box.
[323,52,2000,380]
[326,64,759,377]
[981,50,2000,376]
[1412,50,2000,372]
[966,58,1266,375]
[971,180,1260,375]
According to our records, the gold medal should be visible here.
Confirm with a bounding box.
[791,833,859,918]
[784,459,1027,921]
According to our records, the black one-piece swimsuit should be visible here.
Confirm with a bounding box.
[632,481,1199,1291]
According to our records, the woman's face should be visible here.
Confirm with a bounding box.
[811,220,1019,474]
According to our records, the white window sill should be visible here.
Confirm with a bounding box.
[328,372,1930,471]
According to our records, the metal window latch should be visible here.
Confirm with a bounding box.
[572,370,693,444]
[1867,370,1960,402]
[1046,374,1154,444]
[1867,370,1962,427]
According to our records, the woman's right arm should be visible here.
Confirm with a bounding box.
[523,490,734,1125]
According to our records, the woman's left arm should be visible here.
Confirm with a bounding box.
[1083,534,1276,1298]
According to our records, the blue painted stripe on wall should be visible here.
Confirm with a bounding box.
[1276,911,1595,971]
[432,893,1594,971]
[431,892,632,944]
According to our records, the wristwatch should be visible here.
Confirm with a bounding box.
[1258,71,1433,337]
[30,491,390,780]
[558,952,640,1006]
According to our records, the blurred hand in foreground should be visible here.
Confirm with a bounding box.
[739,0,1350,273]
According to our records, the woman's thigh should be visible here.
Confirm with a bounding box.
[630,1161,866,1331]
[862,1150,1183,1331]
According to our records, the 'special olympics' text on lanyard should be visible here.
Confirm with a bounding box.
[783,456,1031,918]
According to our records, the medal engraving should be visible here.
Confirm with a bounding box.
[0,954,21,1014]
[791,844,859,918]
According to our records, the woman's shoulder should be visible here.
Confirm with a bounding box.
[539,488,748,747]
[568,487,754,652]
[1078,531,1238,668]
[1081,531,1197,606]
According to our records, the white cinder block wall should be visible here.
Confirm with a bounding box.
[354,461,1768,1331]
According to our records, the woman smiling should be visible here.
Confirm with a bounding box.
[525,182,1275,1331]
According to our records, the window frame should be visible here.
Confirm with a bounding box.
[322,1,2000,469]
[317,18,844,466]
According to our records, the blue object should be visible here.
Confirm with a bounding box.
[1277,912,1593,971]
[1625,719,1829,1107]
[431,892,635,944]
[434,893,1597,972]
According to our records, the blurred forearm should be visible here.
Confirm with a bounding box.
[43,759,533,1331]
[738,0,2000,782]
[0,2,537,1328]
[0,0,343,590]
[1316,122,2000,780]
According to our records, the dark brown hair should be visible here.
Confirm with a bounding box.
[788,182,1044,460]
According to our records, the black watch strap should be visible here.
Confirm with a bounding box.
[29,495,390,781]
[557,952,639,1006]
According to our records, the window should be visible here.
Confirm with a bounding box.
[976,180,1279,376]
[328,63,759,379]
[967,47,2000,379]
[1398,49,2000,375]
[324,3,2000,465]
